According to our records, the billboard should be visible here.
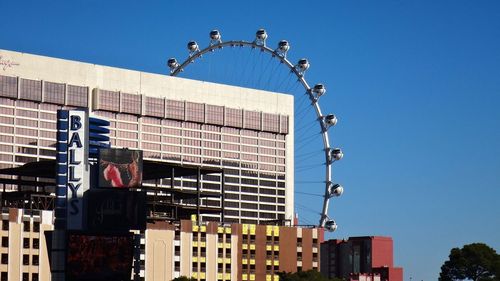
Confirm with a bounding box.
[86,189,147,231]
[66,232,134,281]
[98,148,143,188]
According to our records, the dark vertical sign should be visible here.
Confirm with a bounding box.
[56,110,89,230]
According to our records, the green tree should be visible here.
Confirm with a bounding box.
[171,276,196,281]
[277,270,343,281]
[439,243,500,281]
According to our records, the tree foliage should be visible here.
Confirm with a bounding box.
[171,276,196,281]
[277,270,343,281]
[439,243,500,281]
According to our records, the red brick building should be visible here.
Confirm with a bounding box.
[320,236,403,281]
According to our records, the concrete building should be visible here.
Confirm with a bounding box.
[0,207,322,281]
[0,49,324,281]
[320,236,403,281]
[0,208,53,281]
[146,219,322,281]
[0,48,294,224]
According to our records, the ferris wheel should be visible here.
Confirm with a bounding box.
[167,29,344,231]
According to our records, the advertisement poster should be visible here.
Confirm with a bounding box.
[99,149,143,188]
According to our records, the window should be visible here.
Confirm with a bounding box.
[280,115,289,134]
[22,273,29,281]
[120,93,141,115]
[97,89,120,112]
[19,79,42,101]
[262,113,280,133]
[23,221,30,232]
[1,220,7,231]
[185,102,204,123]
[174,261,180,272]
[241,194,257,201]
[166,99,184,120]
[225,108,243,128]
[0,272,7,281]
[23,238,29,248]
[144,96,164,117]
[0,254,6,264]
[250,263,256,273]
[43,81,65,105]
[23,254,29,265]
[244,110,261,130]
[32,273,39,281]
[200,262,206,271]
[0,75,17,98]
[142,131,161,142]
[241,203,258,210]
[1,237,7,248]
[66,85,88,107]
[206,104,224,125]
[32,255,39,265]
[33,238,39,249]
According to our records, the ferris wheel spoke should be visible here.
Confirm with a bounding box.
[167,29,344,231]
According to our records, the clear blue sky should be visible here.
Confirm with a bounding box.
[1,1,499,280]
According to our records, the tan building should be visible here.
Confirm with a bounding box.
[0,49,322,281]
[0,208,53,281]
[0,48,294,224]
[132,219,322,281]
[0,208,322,281]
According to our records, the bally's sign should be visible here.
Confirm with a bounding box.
[56,110,89,230]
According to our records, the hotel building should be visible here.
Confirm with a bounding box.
[0,48,294,224]
[0,49,323,281]
[0,207,321,281]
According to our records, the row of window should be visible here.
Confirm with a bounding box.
[0,75,88,107]
[0,253,39,265]
[95,89,289,134]
[1,272,38,281]
[1,220,40,232]
[109,126,287,150]
[1,237,39,249]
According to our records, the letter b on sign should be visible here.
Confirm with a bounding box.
[70,116,82,130]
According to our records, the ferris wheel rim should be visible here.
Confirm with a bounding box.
[168,31,342,230]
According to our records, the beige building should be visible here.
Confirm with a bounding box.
[146,219,322,281]
[0,48,294,224]
[0,49,314,281]
[0,208,53,281]
[0,207,322,281]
